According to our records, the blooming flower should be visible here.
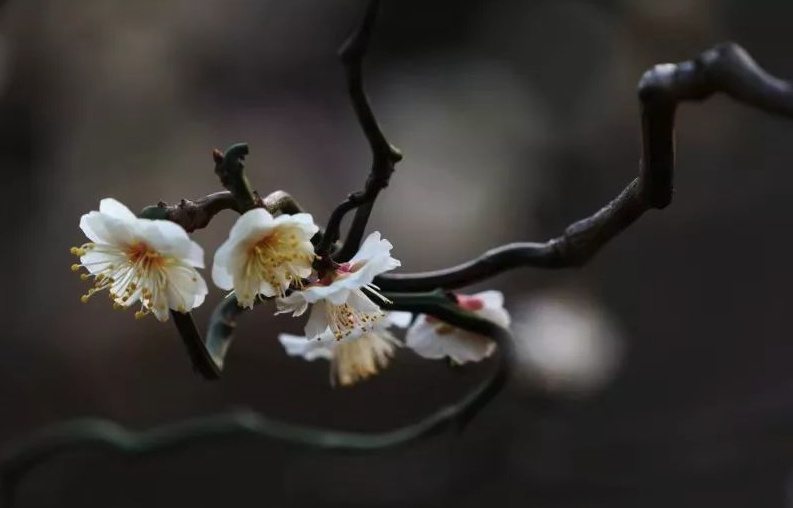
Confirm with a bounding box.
[405,290,510,364]
[71,198,208,322]
[278,311,412,386]
[211,208,319,309]
[276,231,401,340]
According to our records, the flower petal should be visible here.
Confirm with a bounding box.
[211,240,236,291]
[386,311,413,329]
[304,303,331,339]
[99,198,138,223]
[275,293,309,316]
[228,208,274,243]
[138,220,203,267]
[405,316,496,364]
[79,212,136,246]
[279,333,335,361]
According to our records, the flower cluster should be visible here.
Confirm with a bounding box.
[72,198,510,386]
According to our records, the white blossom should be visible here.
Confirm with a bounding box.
[212,208,319,308]
[276,231,400,339]
[71,198,208,322]
[405,290,510,364]
[278,312,412,386]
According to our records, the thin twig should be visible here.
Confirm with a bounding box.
[315,0,402,263]
[375,42,793,292]
[0,295,510,507]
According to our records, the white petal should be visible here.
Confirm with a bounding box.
[299,283,348,304]
[279,333,335,361]
[473,290,504,309]
[79,249,125,276]
[272,212,319,237]
[405,316,447,360]
[275,293,309,316]
[228,208,274,243]
[477,305,511,329]
[233,268,261,309]
[405,316,495,364]
[304,304,331,339]
[346,289,381,313]
[99,198,138,223]
[165,265,208,312]
[386,311,413,329]
[138,220,202,267]
[211,240,237,290]
[151,305,171,322]
[441,330,497,364]
[349,231,388,264]
[80,212,136,246]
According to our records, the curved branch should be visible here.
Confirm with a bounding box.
[0,295,510,506]
[375,43,793,292]
[316,0,402,262]
[138,192,240,232]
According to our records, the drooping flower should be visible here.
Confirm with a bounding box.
[211,208,319,309]
[71,198,208,322]
[405,290,510,364]
[276,231,401,340]
[278,311,412,386]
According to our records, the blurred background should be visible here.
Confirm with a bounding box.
[3,0,793,506]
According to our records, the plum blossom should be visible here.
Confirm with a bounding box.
[71,198,208,322]
[212,208,319,308]
[405,290,510,364]
[278,312,412,386]
[276,232,400,339]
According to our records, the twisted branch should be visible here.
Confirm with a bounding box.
[315,0,402,262]
[375,42,793,292]
[0,295,510,507]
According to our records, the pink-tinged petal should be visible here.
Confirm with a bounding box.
[304,304,331,339]
[99,198,137,222]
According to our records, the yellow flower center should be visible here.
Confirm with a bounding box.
[245,227,315,297]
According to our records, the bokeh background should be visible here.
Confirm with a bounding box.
[3,0,793,506]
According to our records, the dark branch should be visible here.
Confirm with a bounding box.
[0,295,510,506]
[375,42,793,292]
[315,0,402,262]
[139,192,239,232]
[213,143,261,213]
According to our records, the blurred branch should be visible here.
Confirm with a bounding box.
[315,0,403,264]
[0,294,510,507]
[375,42,793,291]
